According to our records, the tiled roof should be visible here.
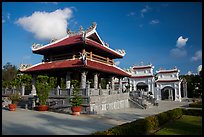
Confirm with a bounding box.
[33,34,83,52]
[156,79,180,82]
[85,39,123,58]
[33,34,123,58]
[156,69,178,74]
[22,59,130,77]
[132,66,152,70]
[130,75,154,78]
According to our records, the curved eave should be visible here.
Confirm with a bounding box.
[21,59,130,77]
[85,39,124,58]
[32,34,84,54]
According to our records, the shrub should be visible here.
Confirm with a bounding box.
[91,108,201,135]
[91,119,147,135]
[36,75,51,105]
[8,92,21,104]
[182,109,202,116]
[166,108,183,120]
[69,80,82,107]
[156,112,169,126]
[144,115,159,132]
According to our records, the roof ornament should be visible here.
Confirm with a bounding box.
[92,22,97,28]
[79,26,83,33]
[82,31,86,43]
[115,49,126,56]
[19,64,32,71]
[32,43,43,50]
[86,22,97,33]
[67,28,72,35]
[50,38,58,43]
[103,41,109,47]
[140,61,144,66]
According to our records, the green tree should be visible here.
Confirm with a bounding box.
[36,75,51,105]
[69,80,82,106]
[2,62,18,82]
[180,75,202,98]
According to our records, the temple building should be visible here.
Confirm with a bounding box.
[19,22,131,113]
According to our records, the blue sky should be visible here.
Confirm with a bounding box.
[2,2,202,75]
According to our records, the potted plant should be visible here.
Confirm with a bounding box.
[8,92,21,111]
[36,75,51,111]
[69,80,83,116]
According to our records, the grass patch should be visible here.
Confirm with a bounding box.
[154,115,202,135]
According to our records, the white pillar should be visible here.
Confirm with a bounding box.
[66,72,71,89]
[133,80,136,91]
[81,71,88,89]
[119,78,122,93]
[129,79,132,92]
[30,75,37,95]
[94,73,99,89]
[21,84,25,96]
[111,76,115,91]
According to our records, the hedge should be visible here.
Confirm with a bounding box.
[91,108,202,135]
[189,101,202,108]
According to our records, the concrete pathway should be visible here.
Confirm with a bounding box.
[2,100,190,135]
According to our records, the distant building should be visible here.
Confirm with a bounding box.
[124,64,183,102]
[155,67,182,102]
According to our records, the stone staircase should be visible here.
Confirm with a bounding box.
[129,91,158,109]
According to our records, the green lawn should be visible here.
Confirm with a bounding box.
[155,115,202,135]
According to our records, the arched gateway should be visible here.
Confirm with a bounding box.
[136,82,148,91]
[161,86,175,100]
[19,22,131,114]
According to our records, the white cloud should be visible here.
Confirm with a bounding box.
[15,8,73,41]
[170,48,187,58]
[140,5,151,17]
[191,50,202,61]
[176,36,188,48]
[149,19,159,24]
[115,61,120,66]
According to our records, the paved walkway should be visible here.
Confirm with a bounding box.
[2,100,191,135]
